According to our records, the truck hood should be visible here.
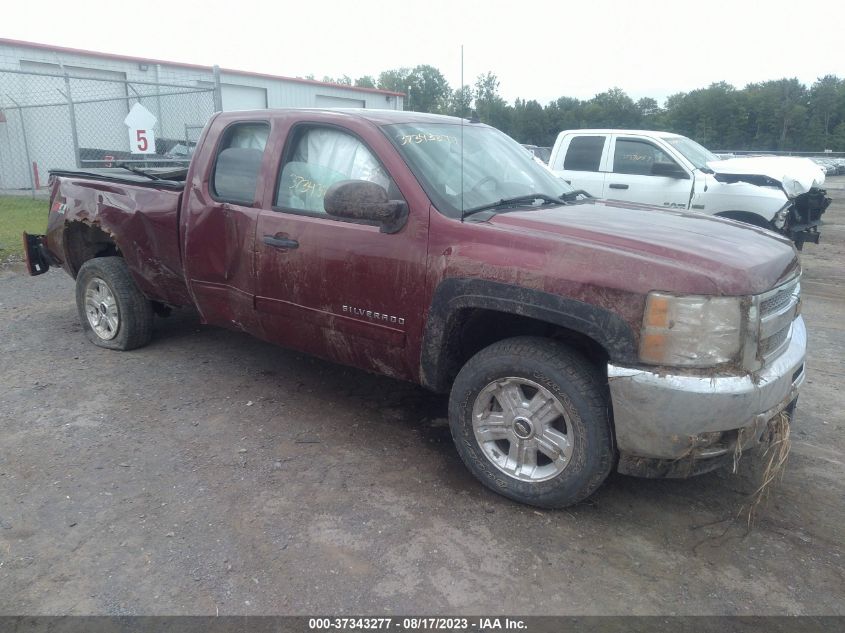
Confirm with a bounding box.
[487,200,799,296]
[705,156,825,197]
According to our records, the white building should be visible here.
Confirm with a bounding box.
[0,38,404,190]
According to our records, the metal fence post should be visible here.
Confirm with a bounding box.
[60,64,82,168]
[6,96,35,197]
[212,65,223,112]
[155,64,164,140]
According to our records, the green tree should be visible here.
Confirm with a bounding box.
[321,75,352,86]
[662,82,748,149]
[511,99,546,145]
[300,63,840,151]
[474,72,512,132]
[543,96,583,145]
[405,65,451,113]
[581,88,641,128]
[808,75,843,147]
[377,68,412,96]
[447,85,473,117]
[636,97,659,118]
[354,75,377,89]
[772,79,809,149]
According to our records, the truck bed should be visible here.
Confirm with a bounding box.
[49,167,188,190]
[43,169,192,307]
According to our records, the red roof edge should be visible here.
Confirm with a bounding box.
[0,37,405,97]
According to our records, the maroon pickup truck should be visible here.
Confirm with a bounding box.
[24,109,806,508]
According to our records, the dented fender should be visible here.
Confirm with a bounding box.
[45,175,192,307]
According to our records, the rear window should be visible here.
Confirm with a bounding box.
[563,136,605,172]
[211,122,270,205]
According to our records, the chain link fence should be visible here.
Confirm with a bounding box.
[0,66,220,196]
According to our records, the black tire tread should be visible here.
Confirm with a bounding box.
[449,336,613,508]
[75,257,153,351]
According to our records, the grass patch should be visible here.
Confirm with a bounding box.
[0,195,49,262]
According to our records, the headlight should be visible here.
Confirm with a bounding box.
[639,293,743,367]
[772,203,790,229]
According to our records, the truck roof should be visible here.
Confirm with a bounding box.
[215,108,473,127]
[557,129,685,138]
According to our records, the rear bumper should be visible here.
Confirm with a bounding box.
[607,316,806,477]
[22,232,52,276]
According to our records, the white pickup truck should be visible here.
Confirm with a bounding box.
[549,129,831,248]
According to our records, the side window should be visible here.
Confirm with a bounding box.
[563,136,605,172]
[613,139,677,176]
[275,127,398,215]
[211,122,270,205]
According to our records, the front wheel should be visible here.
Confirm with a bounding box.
[448,337,613,508]
[75,257,153,351]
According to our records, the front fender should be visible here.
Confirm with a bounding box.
[420,278,639,392]
[699,177,786,222]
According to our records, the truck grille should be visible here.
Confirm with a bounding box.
[760,285,794,314]
[759,327,790,357]
[756,278,800,364]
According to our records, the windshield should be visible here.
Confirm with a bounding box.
[661,136,720,170]
[384,123,575,218]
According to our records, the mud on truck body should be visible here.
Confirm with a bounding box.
[24,109,806,508]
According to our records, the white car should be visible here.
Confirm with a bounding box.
[549,130,830,248]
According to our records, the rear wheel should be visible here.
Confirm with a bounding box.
[448,336,613,508]
[75,257,153,351]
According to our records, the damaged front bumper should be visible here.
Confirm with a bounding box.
[783,188,831,247]
[607,316,806,478]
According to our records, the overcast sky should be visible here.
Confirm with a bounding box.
[3,0,843,105]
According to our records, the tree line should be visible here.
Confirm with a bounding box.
[313,66,845,152]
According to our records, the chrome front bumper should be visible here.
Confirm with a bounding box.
[607,316,806,474]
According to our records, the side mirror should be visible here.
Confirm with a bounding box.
[324,180,407,233]
[651,162,690,179]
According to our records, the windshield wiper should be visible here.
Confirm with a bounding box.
[560,189,593,201]
[462,193,561,220]
[116,163,162,181]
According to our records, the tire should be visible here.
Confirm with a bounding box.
[448,336,613,508]
[75,257,153,351]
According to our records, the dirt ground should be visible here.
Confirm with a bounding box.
[1,180,844,616]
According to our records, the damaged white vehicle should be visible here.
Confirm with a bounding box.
[549,130,831,248]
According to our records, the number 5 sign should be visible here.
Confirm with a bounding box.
[124,103,158,154]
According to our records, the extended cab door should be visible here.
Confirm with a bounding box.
[253,119,429,381]
[603,135,693,208]
[182,118,271,332]
[549,134,609,198]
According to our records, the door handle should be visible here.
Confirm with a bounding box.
[608,183,629,190]
[263,235,299,249]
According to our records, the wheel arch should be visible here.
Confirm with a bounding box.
[714,210,773,229]
[63,220,121,278]
[420,278,638,392]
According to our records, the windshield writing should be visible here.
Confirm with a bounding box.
[385,122,574,218]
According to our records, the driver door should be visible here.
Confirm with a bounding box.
[603,136,693,208]
[254,124,429,380]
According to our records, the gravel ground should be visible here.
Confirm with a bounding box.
[1,179,844,615]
